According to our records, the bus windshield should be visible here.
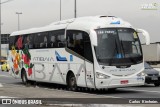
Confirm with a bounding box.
[95,28,143,66]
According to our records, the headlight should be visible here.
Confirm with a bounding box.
[137,71,146,76]
[144,73,148,76]
[96,72,110,79]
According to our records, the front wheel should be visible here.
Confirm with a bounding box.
[67,73,77,91]
[6,69,9,72]
[6,67,9,72]
[1,67,4,72]
[21,70,28,85]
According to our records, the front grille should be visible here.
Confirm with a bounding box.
[148,74,159,76]
[112,73,135,77]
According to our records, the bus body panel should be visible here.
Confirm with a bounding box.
[85,61,95,88]
[9,16,147,89]
[9,48,88,87]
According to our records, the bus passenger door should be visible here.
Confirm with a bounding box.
[85,61,95,88]
[84,41,95,88]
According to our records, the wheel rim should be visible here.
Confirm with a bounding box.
[70,77,76,87]
[68,74,77,90]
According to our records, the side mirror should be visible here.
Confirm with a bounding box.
[90,30,98,46]
[136,29,150,45]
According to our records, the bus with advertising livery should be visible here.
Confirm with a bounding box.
[9,16,150,90]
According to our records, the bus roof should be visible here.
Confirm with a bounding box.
[10,15,132,36]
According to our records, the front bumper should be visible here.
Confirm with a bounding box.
[95,77,145,89]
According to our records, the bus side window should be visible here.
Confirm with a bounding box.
[67,30,93,62]
[40,35,48,48]
[34,32,48,49]
[67,30,84,57]
[57,34,65,48]
[83,32,93,62]
[48,29,65,48]
[41,32,48,48]
[34,33,41,48]
[49,35,55,48]
[56,30,65,48]
[14,36,19,50]
[67,33,75,48]
[48,32,59,48]
[54,35,61,48]
[23,35,33,49]
[29,34,34,49]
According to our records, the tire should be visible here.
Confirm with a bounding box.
[1,67,4,72]
[108,88,117,92]
[6,67,8,72]
[67,73,77,91]
[154,83,160,87]
[21,70,28,85]
[7,69,9,72]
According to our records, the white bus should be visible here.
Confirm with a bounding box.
[9,16,150,90]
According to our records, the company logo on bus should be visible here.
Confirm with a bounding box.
[70,55,73,62]
[55,51,67,61]
[33,57,54,62]
[110,69,136,72]
[110,21,120,24]
[55,51,73,62]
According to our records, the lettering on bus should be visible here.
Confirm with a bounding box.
[31,63,85,83]
[33,57,54,62]
[110,69,136,72]
[33,63,46,80]
[31,63,65,83]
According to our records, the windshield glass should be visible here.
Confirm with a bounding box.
[95,28,143,66]
[144,62,152,69]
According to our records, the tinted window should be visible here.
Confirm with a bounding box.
[83,32,93,62]
[67,30,93,62]
[29,34,34,49]
[23,34,34,49]
[34,32,49,48]
[9,35,21,50]
[144,62,152,69]
[95,28,142,66]
[10,29,65,50]
[67,31,84,56]
[9,36,16,50]
[48,29,65,48]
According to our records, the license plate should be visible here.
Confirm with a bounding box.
[151,77,158,80]
[121,80,128,84]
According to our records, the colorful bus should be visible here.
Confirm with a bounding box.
[9,16,150,90]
